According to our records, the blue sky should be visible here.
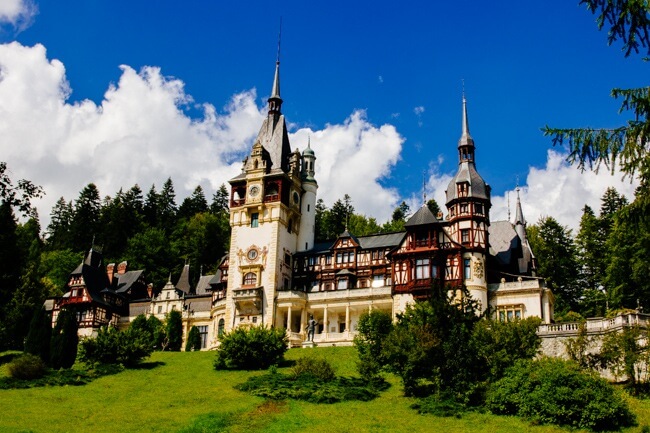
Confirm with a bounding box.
[0,0,644,230]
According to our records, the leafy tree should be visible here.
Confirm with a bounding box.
[527,217,579,314]
[147,315,166,350]
[598,325,650,391]
[347,213,382,237]
[472,318,541,381]
[166,309,183,351]
[391,201,410,223]
[24,307,52,363]
[39,249,83,297]
[124,227,176,289]
[0,161,44,218]
[354,309,393,380]
[185,325,201,351]
[50,308,79,369]
[382,284,482,399]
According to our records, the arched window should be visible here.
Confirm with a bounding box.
[243,272,257,286]
[218,318,225,337]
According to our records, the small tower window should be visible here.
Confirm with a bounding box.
[251,213,259,228]
[243,272,257,286]
[464,259,471,279]
[461,229,470,244]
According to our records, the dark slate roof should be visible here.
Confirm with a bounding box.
[175,264,191,294]
[445,162,490,203]
[358,232,405,249]
[114,270,144,294]
[404,206,439,227]
[194,275,214,295]
[338,229,360,246]
[488,220,517,266]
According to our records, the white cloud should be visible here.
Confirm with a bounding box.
[291,111,404,222]
[428,149,639,232]
[414,106,425,127]
[0,42,404,229]
[0,0,37,31]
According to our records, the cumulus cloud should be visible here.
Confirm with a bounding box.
[428,149,639,232]
[0,0,37,32]
[0,42,404,228]
[291,112,404,222]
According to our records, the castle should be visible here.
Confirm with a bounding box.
[52,57,555,349]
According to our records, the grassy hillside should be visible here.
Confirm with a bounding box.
[1,347,649,433]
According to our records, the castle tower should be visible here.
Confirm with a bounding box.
[445,96,491,312]
[225,54,315,331]
[297,138,318,252]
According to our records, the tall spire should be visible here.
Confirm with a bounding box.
[268,22,283,114]
[457,93,475,163]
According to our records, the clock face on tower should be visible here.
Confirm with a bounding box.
[249,185,260,198]
[247,248,259,261]
[292,191,300,206]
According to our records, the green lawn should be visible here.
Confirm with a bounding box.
[0,347,648,433]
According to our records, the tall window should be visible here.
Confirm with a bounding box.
[415,258,430,280]
[198,325,208,348]
[251,212,259,228]
[461,229,470,244]
[243,272,257,286]
[218,318,225,337]
[464,259,471,279]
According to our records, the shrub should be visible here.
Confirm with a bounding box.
[166,310,183,351]
[214,326,287,370]
[7,354,47,380]
[354,309,392,380]
[185,326,201,352]
[79,325,153,367]
[146,315,166,350]
[486,357,636,431]
[50,308,78,369]
[291,356,336,382]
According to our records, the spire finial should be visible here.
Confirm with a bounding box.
[307,134,311,149]
[462,91,470,136]
[422,170,427,206]
[268,20,283,113]
[507,191,511,221]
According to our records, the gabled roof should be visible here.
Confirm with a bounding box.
[175,264,191,294]
[194,275,214,295]
[114,270,144,294]
[358,232,405,249]
[404,206,439,227]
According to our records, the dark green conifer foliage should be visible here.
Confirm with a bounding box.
[24,307,52,363]
[185,326,201,351]
[166,309,183,351]
[50,308,79,369]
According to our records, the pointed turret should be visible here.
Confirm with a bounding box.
[458,96,475,163]
[175,263,191,294]
[268,60,283,114]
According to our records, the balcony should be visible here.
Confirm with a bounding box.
[232,286,263,315]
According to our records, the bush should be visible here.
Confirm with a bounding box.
[291,356,336,382]
[79,325,153,367]
[7,354,47,380]
[50,308,78,369]
[486,358,636,431]
[214,326,287,370]
[185,326,201,352]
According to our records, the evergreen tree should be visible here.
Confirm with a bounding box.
[527,217,580,314]
[210,184,230,215]
[24,307,52,363]
[185,325,201,351]
[46,197,74,250]
[50,308,79,369]
[159,178,178,233]
[166,309,183,351]
[39,249,83,297]
[178,185,209,220]
[70,183,101,249]
[143,184,159,228]
[124,227,176,289]
[328,194,354,238]
[314,199,328,241]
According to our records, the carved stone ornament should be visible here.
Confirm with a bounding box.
[473,259,484,279]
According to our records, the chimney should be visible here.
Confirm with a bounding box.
[106,263,115,285]
[117,261,128,275]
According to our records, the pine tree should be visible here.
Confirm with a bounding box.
[143,184,159,228]
[50,308,79,369]
[185,326,201,351]
[159,178,177,233]
[24,307,52,363]
[46,197,74,250]
[166,310,183,351]
[178,185,209,220]
[70,183,101,249]
[426,199,441,217]
[210,184,230,215]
